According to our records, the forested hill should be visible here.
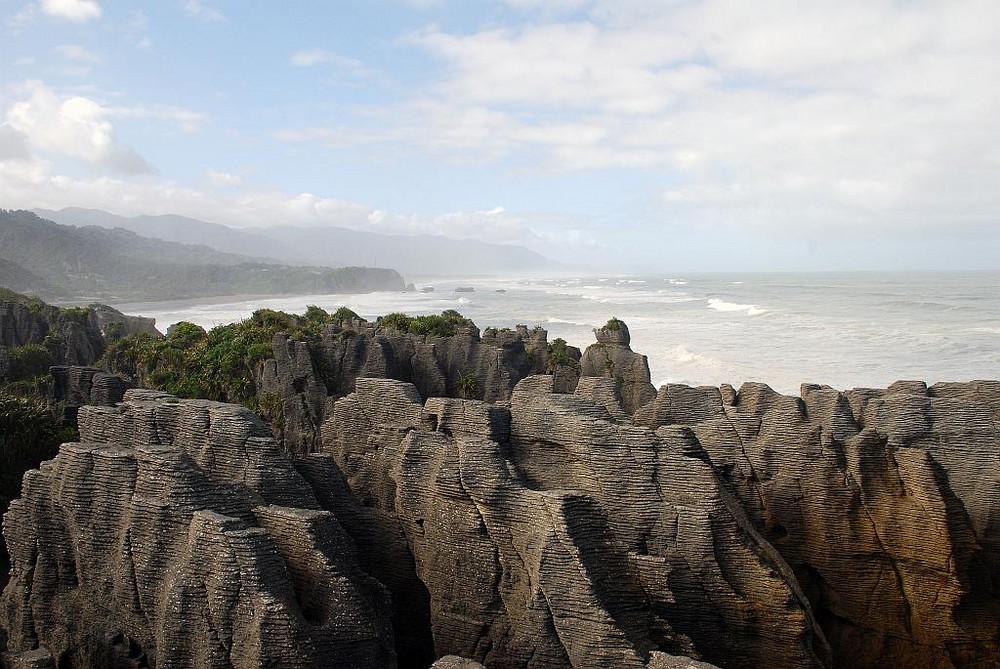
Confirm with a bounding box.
[36,207,567,276]
[0,210,406,301]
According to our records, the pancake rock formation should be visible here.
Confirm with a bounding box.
[1,390,394,668]
[2,342,999,668]
[634,380,1000,667]
[259,321,580,455]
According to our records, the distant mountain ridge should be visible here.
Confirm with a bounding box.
[34,208,298,263]
[35,207,563,276]
[0,210,404,302]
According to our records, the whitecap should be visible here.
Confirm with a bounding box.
[707,298,766,316]
[546,316,592,327]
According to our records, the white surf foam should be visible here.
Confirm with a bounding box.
[707,298,766,316]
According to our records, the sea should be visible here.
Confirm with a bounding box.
[114,272,1000,396]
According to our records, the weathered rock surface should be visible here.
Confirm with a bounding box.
[88,303,160,339]
[635,380,1000,668]
[260,322,579,455]
[321,376,826,668]
[579,320,656,414]
[0,389,395,668]
[48,365,132,424]
[4,343,999,667]
[0,301,106,375]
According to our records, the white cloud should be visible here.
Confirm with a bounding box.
[205,170,242,187]
[6,81,151,174]
[180,0,225,23]
[40,0,101,22]
[0,124,31,161]
[374,1,1000,235]
[288,49,389,86]
[56,44,99,62]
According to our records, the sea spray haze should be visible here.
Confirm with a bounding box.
[116,270,1000,395]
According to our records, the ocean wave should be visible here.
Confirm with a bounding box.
[659,344,726,371]
[546,316,593,327]
[707,298,766,316]
[667,278,688,285]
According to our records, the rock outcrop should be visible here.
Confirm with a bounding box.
[259,322,580,455]
[1,390,395,668]
[3,319,998,668]
[634,380,1000,667]
[321,376,826,668]
[0,300,106,376]
[48,365,132,424]
[89,303,160,339]
[579,319,656,414]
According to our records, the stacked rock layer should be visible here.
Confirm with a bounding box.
[3,372,999,668]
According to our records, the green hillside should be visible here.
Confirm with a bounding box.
[0,210,405,301]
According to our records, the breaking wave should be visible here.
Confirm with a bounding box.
[707,298,766,316]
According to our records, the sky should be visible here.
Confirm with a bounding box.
[0,0,998,272]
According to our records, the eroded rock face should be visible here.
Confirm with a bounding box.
[261,322,577,454]
[0,389,395,668]
[0,301,107,375]
[579,320,656,415]
[48,365,132,425]
[4,371,998,668]
[322,376,826,668]
[634,380,1000,668]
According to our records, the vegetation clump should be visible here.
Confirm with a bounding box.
[457,370,478,398]
[7,344,55,382]
[546,337,576,369]
[605,316,623,331]
[103,306,474,416]
[376,309,473,337]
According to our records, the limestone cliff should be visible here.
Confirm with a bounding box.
[259,321,578,455]
[3,318,998,668]
[1,390,395,668]
[0,301,104,377]
[634,381,1000,667]
[320,376,826,668]
[579,319,656,414]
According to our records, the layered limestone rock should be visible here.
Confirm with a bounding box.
[579,319,656,415]
[88,303,160,339]
[322,376,826,668]
[634,380,1000,668]
[0,390,395,668]
[4,364,998,668]
[48,365,132,424]
[0,300,107,375]
[260,322,578,454]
